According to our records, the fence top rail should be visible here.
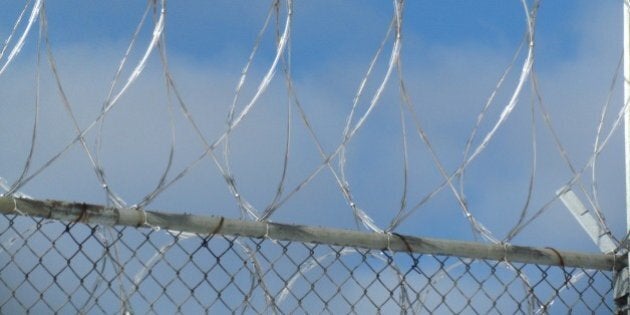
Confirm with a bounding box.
[0,196,623,270]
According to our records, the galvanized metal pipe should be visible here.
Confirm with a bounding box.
[0,196,622,270]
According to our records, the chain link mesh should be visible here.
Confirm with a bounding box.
[0,213,615,314]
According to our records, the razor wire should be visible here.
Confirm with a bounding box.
[0,0,628,313]
[1,0,597,243]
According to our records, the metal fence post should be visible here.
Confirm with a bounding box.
[624,0,630,313]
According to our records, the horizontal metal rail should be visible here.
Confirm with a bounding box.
[0,196,624,270]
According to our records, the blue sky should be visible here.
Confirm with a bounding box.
[0,0,626,253]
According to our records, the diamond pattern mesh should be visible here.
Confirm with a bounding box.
[0,214,615,314]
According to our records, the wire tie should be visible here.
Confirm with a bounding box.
[74,203,89,223]
[210,216,225,235]
[385,232,392,252]
[12,197,24,216]
[502,242,509,262]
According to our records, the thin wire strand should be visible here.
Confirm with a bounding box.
[135,0,290,220]
[0,0,32,64]
[388,0,540,231]
[0,0,42,77]
[591,52,623,223]
[264,4,293,215]
[10,0,166,195]
[261,1,404,232]
[132,3,178,209]
[458,37,526,202]
[504,73,538,242]
[94,1,153,205]
[507,55,624,238]
[221,0,279,219]
[7,2,41,196]
[40,7,127,207]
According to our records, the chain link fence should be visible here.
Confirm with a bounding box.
[0,1,627,314]
[0,200,618,314]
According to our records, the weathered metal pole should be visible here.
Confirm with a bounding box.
[616,1,630,312]
[0,196,621,270]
